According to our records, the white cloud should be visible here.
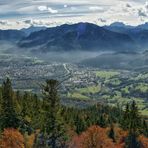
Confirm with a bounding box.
[64,5,68,8]
[38,5,58,14]
[38,5,48,11]
[48,7,58,14]
[145,1,148,9]
[1,0,148,29]
[131,1,148,18]
[89,6,103,11]
[0,20,22,29]
[97,1,144,25]
[0,20,8,25]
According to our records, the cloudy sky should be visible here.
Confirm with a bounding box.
[0,0,148,29]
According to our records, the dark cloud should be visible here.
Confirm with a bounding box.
[24,20,32,24]
[138,9,147,17]
[126,3,132,8]
[98,18,106,23]
[0,20,8,25]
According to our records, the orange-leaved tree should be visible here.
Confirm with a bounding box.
[139,135,148,148]
[113,127,128,146]
[0,128,25,148]
[69,125,117,148]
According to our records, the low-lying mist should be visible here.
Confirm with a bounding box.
[34,51,114,63]
[0,41,114,64]
[0,41,148,71]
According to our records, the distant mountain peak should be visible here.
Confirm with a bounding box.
[108,22,134,29]
[110,22,126,27]
[137,22,148,30]
[21,25,47,36]
[18,22,136,52]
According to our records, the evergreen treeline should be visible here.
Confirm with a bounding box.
[0,78,147,148]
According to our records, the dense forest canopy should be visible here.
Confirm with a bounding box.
[0,78,147,148]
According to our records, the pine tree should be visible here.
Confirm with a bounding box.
[108,124,116,142]
[21,92,28,119]
[125,101,141,148]
[129,101,140,133]
[14,90,21,113]
[125,132,141,148]
[142,120,148,137]
[98,114,106,128]
[74,114,86,134]
[31,94,40,129]
[0,87,2,113]
[42,79,67,148]
[121,103,130,130]
[0,78,19,130]
[33,94,39,112]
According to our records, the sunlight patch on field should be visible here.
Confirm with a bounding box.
[67,92,89,100]
[77,85,101,94]
[95,71,120,79]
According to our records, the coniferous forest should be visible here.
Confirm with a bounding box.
[1,0,148,148]
[0,78,147,148]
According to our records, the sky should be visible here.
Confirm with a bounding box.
[0,0,148,29]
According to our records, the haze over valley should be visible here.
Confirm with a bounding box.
[0,22,147,115]
[0,0,148,147]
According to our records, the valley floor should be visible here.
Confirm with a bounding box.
[0,55,147,116]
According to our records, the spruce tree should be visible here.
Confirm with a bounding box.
[125,101,141,148]
[74,114,86,134]
[14,90,22,113]
[129,101,140,133]
[142,120,148,137]
[31,94,40,129]
[108,124,116,142]
[125,132,141,148]
[121,103,130,130]
[98,114,106,128]
[42,79,67,148]
[0,78,19,130]
[21,92,28,119]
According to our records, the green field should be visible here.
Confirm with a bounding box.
[67,71,148,116]
[67,92,89,100]
[95,71,120,79]
[77,86,101,94]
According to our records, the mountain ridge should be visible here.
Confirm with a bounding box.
[18,22,137,52]
[1,22,148,52]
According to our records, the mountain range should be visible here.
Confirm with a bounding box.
[0,29,25,42]
[0,22,148,52]
[80,50,148,70]
[21,25,47,36]
[18,23,136,52]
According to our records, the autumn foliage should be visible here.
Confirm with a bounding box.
[112,127,128,147]
[70,125,118,148]
[0,128,24,148]
[24,133,36,148]
[139,135,148,148]
[0,79,147,148]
